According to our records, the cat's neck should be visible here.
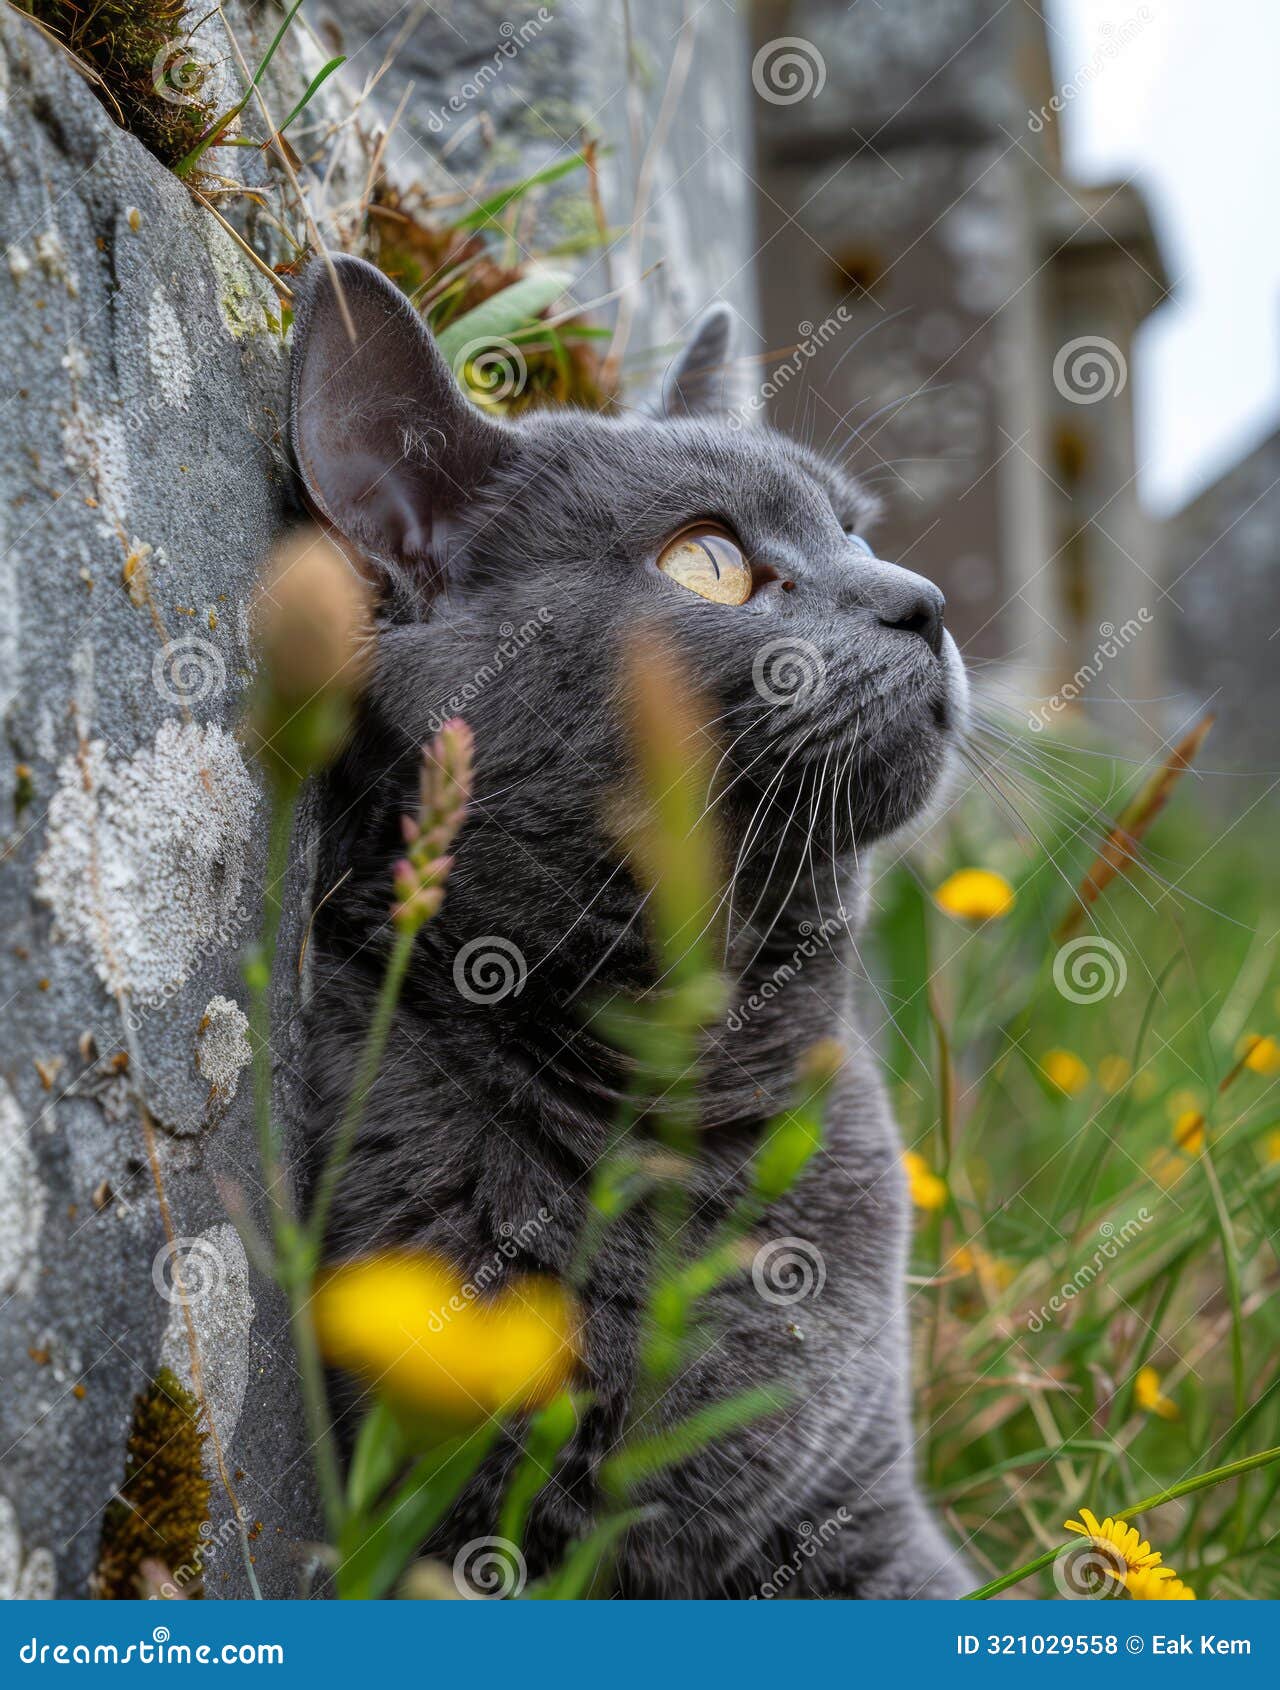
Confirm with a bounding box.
[421,838,869,1136]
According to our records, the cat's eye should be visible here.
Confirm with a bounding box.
[656,524,752,605]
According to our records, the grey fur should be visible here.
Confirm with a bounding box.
[290,256,972,1598]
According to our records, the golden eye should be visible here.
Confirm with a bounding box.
[656,525,752,605]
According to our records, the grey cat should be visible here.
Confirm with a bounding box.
[290,254,971,1598]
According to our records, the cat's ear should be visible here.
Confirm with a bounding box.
[289,255,504,582]
[660,303,735,417]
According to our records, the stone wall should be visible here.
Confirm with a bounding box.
[0,0,761,1598]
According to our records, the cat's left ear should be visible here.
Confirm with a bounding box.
[289,254,505,586]
[660,303,735,417]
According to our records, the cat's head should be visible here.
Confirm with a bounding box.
[290,256,966,872]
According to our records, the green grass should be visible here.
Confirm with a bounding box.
[879,713,1280,1598]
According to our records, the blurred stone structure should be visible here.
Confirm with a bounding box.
[316,0,760,377]
[750,0,1171,723]
[1164,423,1280,763]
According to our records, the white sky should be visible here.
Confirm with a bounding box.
[1046,0,1280,514]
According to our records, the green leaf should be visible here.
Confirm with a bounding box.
[752,1059,835,1204]
[527,1507,652,1600]
[336,1422,499,1599]
[435,270,574,369]
[877,868,933,1101]
[273,57,346,141]
[601,1385,788,1494]
[451,154,593,231]
[345,1398,405,1517]
[497,1393,582,1552]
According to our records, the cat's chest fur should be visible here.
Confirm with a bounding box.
[304,861,917,1595]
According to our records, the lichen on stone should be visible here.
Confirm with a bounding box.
[196,995,251,1101]
[0,1078,46,1299]
[147,286,194,407]
[35,719,259,1005]
[158,1224,256,1475]
[0,1492,55,1599]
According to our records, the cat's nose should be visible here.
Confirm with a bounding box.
[847,553,946,657]
[880,580,945,657]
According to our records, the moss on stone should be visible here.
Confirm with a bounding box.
[96,1366,211,1599]
[18,1,216,168]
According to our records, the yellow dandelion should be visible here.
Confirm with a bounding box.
[1116,1565,1196,1600]
[902,1149,947,1211]
[1064,1508,1164,1573]
[947,1244,975,1274]
[314,1250,577,1420]
[1098,1054,1131,1095]
[1172,1110,1206,1155]
[1134,1365,1180,1420]
[1041,1048,1090,1097]
[1241,1033,1280,1076]
[933,868,1015,921]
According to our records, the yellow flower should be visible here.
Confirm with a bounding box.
[933,868,1015,921]
[314,1250,577,1420]
[1115,1565,1196,1599]
[1166,1087,1201,1122]
[1134,1365,1180,1420]
[1041,1049,1089,1097]
[1172,1110,1206,1155]
[902,1150,947,1211]
[947,1242,1015,1289]
[1064,1508,1164,1573]
[1098,1054,1131,1095]
[1264,1128,1280,1166]
[1241,1033,1280,1076]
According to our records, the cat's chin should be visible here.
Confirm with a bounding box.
[853,635,967,841]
